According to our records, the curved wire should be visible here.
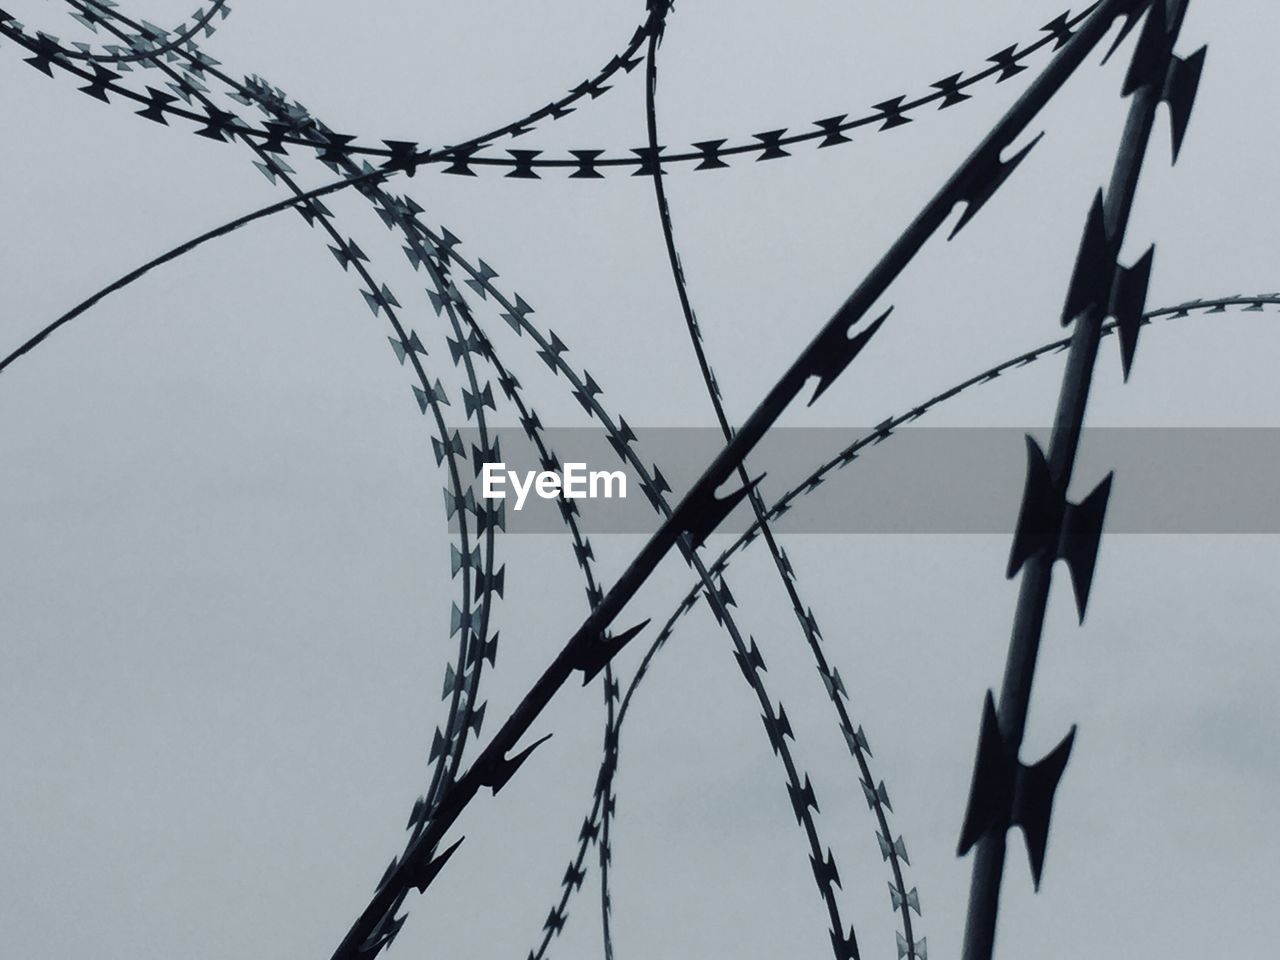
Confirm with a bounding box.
[639,19,917,957]
[380,216,853,960]
[0,0,663,373]
[44,5,840,956]
[558,294,1278,960]
[2,3,1208,959]
[623,292,1280,722]
[5,0,662,166]
[1,4,1090,173]
[52,0,230,65]
[49,13,506,951]
[0,2,1097,375]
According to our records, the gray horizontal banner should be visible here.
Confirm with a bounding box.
[443,427,1280,534]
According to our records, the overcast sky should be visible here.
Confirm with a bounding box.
[2,2,1278,958]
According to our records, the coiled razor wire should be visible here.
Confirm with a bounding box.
[0,2,1231,960]
[2,3,1152,957]
[0,1,1113,377]
[3,4,1098,174]
[25,7,506,951]
[33,2,888,954]
[49,0,231,66]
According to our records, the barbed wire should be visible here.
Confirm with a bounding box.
[35,9,509,951]
[0,1,1236,959]
[953,3,1203,957]
[43,3,882,954]
[555,291,1269,960]
[642,14,921,956]
[47,0,231,65]
[4,3,1096,174]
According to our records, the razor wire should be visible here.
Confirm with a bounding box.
[49,0,231,65]
[0,1,1226,959]
[37,9,510,950]
[582,288,1275,878]
[949,2,1203,957]
[318,5,1172,955]
[0,1,1119,376]
[2,3,1100,184]
[640,14,922,957]
[547,288,1272,960]
[366,192,867,960]
[33,2,883,954]
[215,52,861,960]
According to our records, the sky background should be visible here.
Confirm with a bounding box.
[1,1,1278,958]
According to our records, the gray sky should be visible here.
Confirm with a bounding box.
[1,1,1278,958]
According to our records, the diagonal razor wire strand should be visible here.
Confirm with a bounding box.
[955,4,1203,958]
[384,216,859,960]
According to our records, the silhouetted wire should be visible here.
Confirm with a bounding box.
[45,15,504,951]
[50,0,231,65]
[6,0,664,165]
[7,8,903,957]
[580,295,1269,960]
[4,14,1147,952]
[0,2,1219,959]
[13,2,1093,175]
[956,3,1203,956]
[640,17,917,958]
[218,5,1154,958]
[615,293,1278,710]
[57,7,847,956]
[0,1,1095,376]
